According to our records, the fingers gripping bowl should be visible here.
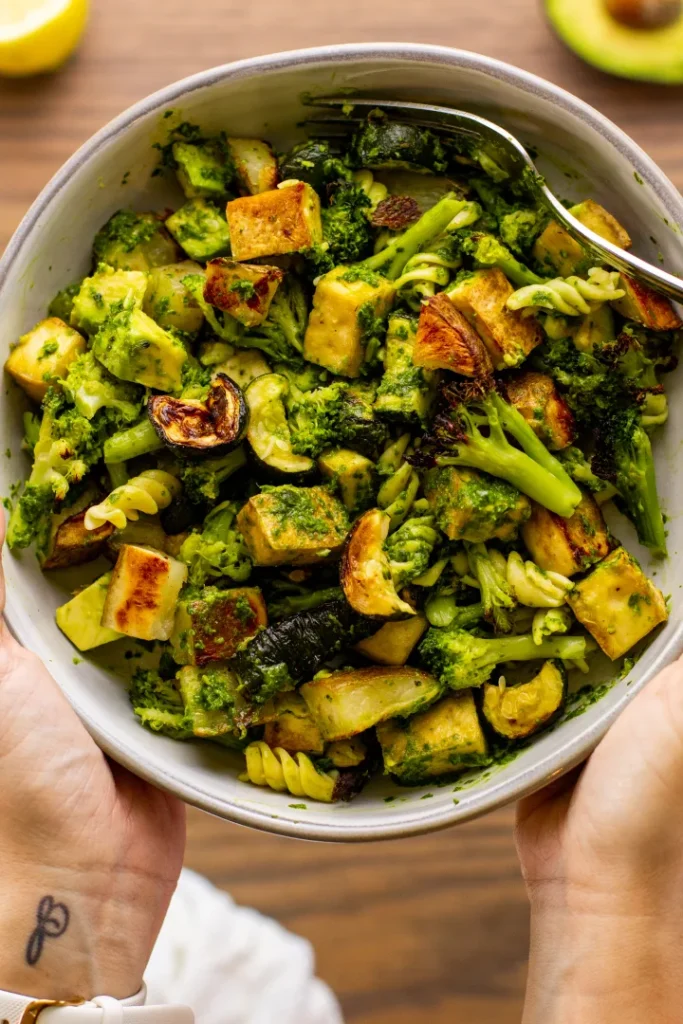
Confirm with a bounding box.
[1,45,683,842]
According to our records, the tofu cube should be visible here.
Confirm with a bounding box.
[227,137,279,195]
[303,266,395,377]
[71,266,148,335]
[355,615,428,666]
[227,181,322,261]
[533,200,631,277]
[374,312,440,426]
[568,547,668,660]
[522,494,613,578]
[504,371,575,450]
[6,318,86,402]
[317,448,376,515]
[55,572,122,652]
[377,692,489,782]
[203,258,283,327]
[448,268,543,370]
[165,199,231,262]
[424,466,531,544]
[171,586,267,666]
[236,485,349,566]
[611,275,682,331]
[102,544,188,641]
[414,292,493,376]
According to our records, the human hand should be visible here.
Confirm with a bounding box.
[0,517,186,1001]
[516,656,683,1023]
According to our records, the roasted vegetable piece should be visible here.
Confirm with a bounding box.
[278,139,351,192]
[204,258,283,327]
[301,665,442,742]
[143,261,205,334]
[377,691,489,782]
[148,374,247,457]
[178,500,252,586]
[374,312,440,427]
[419,626,593,690]
[318,448,376,515]
[237,485,349,567]
[447,268,544,370]
[129,669,192,739]
[355,615,428,666]
[92,307,187,392]
[172,138,235,199]
[341,508,416,619]
[55,572,122,651]
[263,693,326,755]
[423,466,531,543]
[6,318,86,402]
[61,351,144,425]
[320,180,374,265]
[165,199,231,262]
[611,275,682,331]
[466,542,517,634]
[533,199,631,277]
[171,586,267,666]
[522,494,613,577]
[92,210,180,272]
[481,660,567,740]
[42,506,114,570]
[567,546,668,660]
[71,266,148,335]
[227,137,279,195]
[414,292,493,377]
[230,599,375,704]
[176,664,246,739]
[503,371,575,451]
[227,181,322,261]
[350,112,447,173]
[244,372,314,477]
[101,544,188,641]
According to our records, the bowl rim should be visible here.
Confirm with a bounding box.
[3,41,683,842]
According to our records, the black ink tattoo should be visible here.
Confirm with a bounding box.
[25,897,70,967]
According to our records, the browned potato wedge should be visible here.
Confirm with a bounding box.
[42,508,114,570]
[611,275,682,330]
[503,371,575,451]
[227,137,279,195]
[414,292,493,376]
[171,586,267,666]
[522,494,613,577]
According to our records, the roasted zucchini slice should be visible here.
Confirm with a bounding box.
[244,373,314,476]
[148,374,247,458]
[377,691,489,782]
[301,665,442,741]
[481,660,567,740]
[340,508,416,619]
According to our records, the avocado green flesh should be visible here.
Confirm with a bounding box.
[546,0,683,83]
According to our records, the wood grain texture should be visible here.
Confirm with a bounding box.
[1,2,682,1020]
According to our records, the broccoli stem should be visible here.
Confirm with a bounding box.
[269,586,344,620]
[362,195,465,280]
[471,237,542,288]
[104,418,163,463]
[487,634,590,664]
[618,425,667,557]
[425,597,483,629]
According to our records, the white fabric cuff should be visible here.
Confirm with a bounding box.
[0,984,193,1024]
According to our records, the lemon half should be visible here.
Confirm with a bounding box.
[0,0,88,77]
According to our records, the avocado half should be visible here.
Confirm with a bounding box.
[546,0,683,84]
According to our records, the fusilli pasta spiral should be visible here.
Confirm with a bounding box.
[393,202,481,308]
[84,470,181,531]
[506,551,573,607]
[240,742,339,803]
[506,267,625,316]
[386,513,441,587]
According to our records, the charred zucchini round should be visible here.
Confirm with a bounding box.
[148,373,247,458]
[341,508,416,619]
[244,373,315,477]
[481,660,567,741]
[350,115,447,174]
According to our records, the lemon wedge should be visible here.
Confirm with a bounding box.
[0,0,88,77]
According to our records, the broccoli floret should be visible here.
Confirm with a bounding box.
[465,542,516,634]
[243,276,309,364]
[457,231,542,287]
[22,411,41,454]
[419,627,592,690]
[321,182,373,264]
[414,379,581,519]
[385,512,441,588]
[556,445,616,500]
[286,380,348,458]
[178,447,247,505]
[499,209,543,256]
[62,351,144,427]
[278,139,352,192]
[424,596,484,629]
[178,500,252,585]
[532,606,574,646]
[129,668,192,739]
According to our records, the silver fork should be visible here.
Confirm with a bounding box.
[305,97,683,305]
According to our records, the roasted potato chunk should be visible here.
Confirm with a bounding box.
[171,586,267,666]
[522,494,612,577]
[6,318,86,402]
[204,258,283,327]
[568,547,668,660]
[303,266,395,378]
[263,694,326,755]
[102,544,188,641]
[176,665,245,739]
[611,275,682,331]
[424,466,531,544]
[377,691,488,782]
[503,371,575,451]
[42,508,115,570]
[448,269,543,370]
[143,261,205,334]
[236,485,349,567]
[227,181,322,261]
[481,661,567,740]
[414,292,493,376]
[355,615,428,666]
[533,200,631,277]
[227,137,279,195]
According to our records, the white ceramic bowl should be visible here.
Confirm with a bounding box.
[1,43,682,842]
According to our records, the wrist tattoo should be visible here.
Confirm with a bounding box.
[25,897,70,967]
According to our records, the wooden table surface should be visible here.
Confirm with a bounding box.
[2,3,682,1021]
